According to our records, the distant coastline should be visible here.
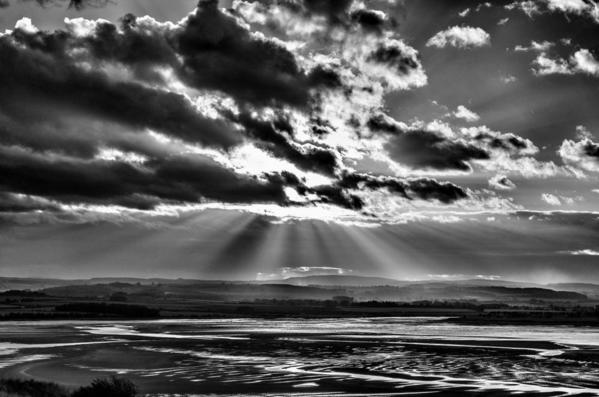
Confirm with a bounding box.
[0,275,597,326]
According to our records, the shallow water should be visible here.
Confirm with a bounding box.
[0,317,598,396]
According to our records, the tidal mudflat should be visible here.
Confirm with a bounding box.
[1,317,598,396]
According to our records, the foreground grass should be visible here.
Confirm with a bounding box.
[0,377,136,397]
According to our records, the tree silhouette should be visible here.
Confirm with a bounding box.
[72,377,137,397]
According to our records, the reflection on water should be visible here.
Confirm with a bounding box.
[0,318,598,396]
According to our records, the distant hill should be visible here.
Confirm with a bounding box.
[0,277,74,291]
[0,277,225,292]
[0,276,594,303]
[547,283,599,299]
[38,281,588,303]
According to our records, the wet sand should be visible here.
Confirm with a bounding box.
[0,318,598,396]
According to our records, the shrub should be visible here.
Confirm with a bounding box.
[0,378,68,397]
[71,377,137,397]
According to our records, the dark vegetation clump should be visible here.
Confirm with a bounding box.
[0,377,137,397]
[72,377,137,397]
[0,378,68,397]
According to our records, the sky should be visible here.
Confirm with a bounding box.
[0,0,598,283]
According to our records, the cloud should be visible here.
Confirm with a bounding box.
[0,2,497,226]
[6,0,113,9]
[384,129,490,172]
[532,53,574,75]
[174,1,332,107]
[514,40,554,52]
[426,26,490,49]
[546,0,589,13]
[563,249,599,256]
[367,114,555,177]
[367,115,490,172]
[229,111,339,176]
[453,105,480,122]
[559,137,599,172]
[0,24,242,150]
[350,9,388,33]
[256,266,353,281]
[572,49,599,76]
[0,192,60,213]
[541,193,562,206]
[337,172,468,204]
[533,49,599,77]
[508,0,599,23]
[0,145,293,209]
[539,193,580,207]
[281,0,354,24]
[489,174,516,190]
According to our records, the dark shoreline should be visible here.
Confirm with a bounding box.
[2,312,599,327]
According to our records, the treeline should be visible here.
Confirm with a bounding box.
[0,312,102,321]
[54,303,160,318]
[0,290,46,297]
[0,377,136,397]
[353,300,510,309]
[253,299,509,310]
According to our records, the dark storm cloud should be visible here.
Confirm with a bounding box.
[80,14,178,82]
[0,145,289,209]
[0,30,241,150]
[368,43,421,74]
[300,0,353,22]
[350,9,387,33]
[265,171,468,210]
[173,0,335,107]
[6,2,339,110]
[583,140,599,157]
[0,1,475,220]
[263,171,370,211]
[310,185,365,209]
[32,0,111,8]
[473,130,530,152]
[368,115,489,171]
[385,129,490,172]
[0,192,60,213]
[339,172,409,198]
[406,178,469,203]
[368,112,541,172]
[2,0,111,8]
[231,112,339,176]
[339,172,468,204]
[0,114,191,163]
